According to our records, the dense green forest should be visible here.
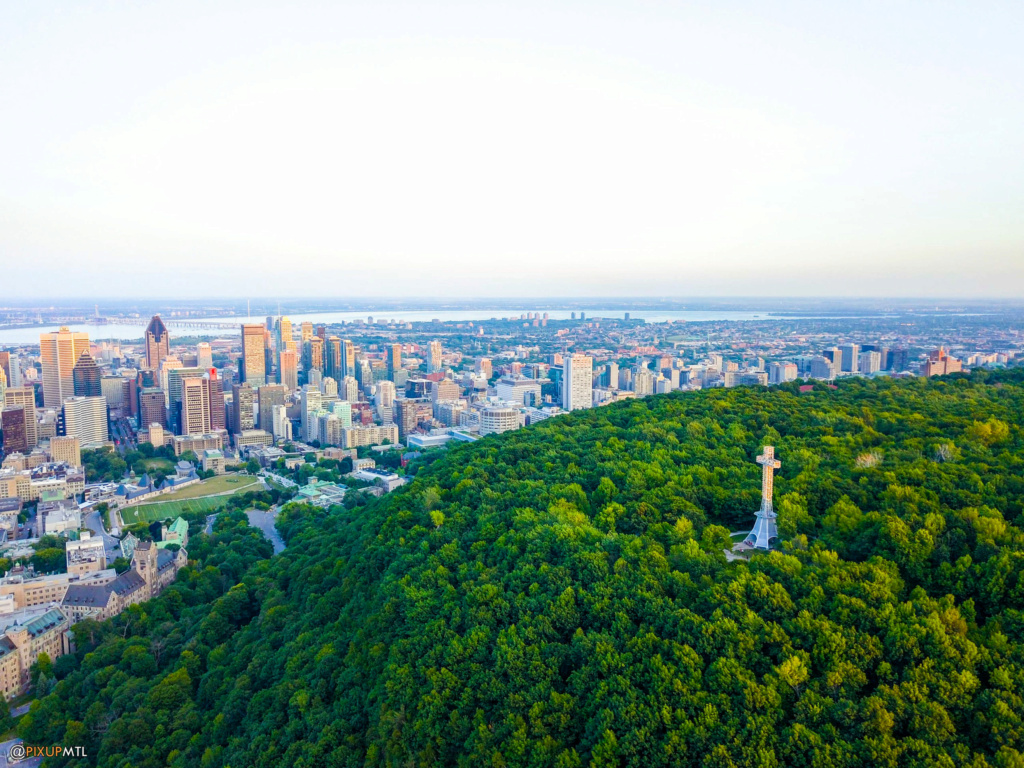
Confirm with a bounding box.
[23,370,1024,767]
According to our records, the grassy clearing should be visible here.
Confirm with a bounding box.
[149,474,258,501]
[120,475,261,525]
[139,458,175,473]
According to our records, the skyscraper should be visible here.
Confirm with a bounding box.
[0,352,11,389]
[278,316,293,351]
[139,389,167,432]
[839,344,860,374]
[144,316,171,369]
[387,344,402,380]
[300,321,313,343]
[341,376,359,403]
[179,377,212,435]
[303,336,324,382]
[341,339,356,379]
[167,366,205,434]
[231,383,255,434]
[375,380,396,422]
[4,386,38,448]
[62,396,109,448]
[40,327,90,408]
[72,352,102,397]
[206,370,226,431]
[427,341,442,373]
[1,407,30,454]
[49,435,81,467]
[325,337,342,380]
[279,349,298,391]
[241,324,267,388]
[196,342,213,371]
[258,385,286,433]
[301,386,322,442]
[563,353,593,411]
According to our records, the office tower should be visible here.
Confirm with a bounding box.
[325,337,342,380]
[341,340,356,379]
[278,349,298,391]
[258,385,286,433]
[480,405,520,436]
[320,376,338,397]
[316,325,327,340]
[810,357,836,380]
[160,356,183,409]
[241,324,267,387]
[475,357,493,379]
[604,362,619,389]
[307,368,322,389]
[231,383,255,434]
[278,316,293,350]
[387,344,402,380]
[427,341,442,373]
[375,380,396,421]
[3,386,38,448]
[890,348,909,372]
[395,399,422,440]
[632,366,655,397]
[1,407,30,454]
[72,352,102,397]
[139,389,167,431]
[143,315,171,369]
[196,342,213,371]
[0,352,11,389]
[839,344,860,374]
[303,336,324,381]
[431,378,460,403]
[264,328,274,379]
[62,396,109,448]
[40,327,90,408]
[205,370,226,431]
[340,376,359,403]
[50,435,81,467]
[618,368,633,390]
[496,376,541,407]
[769,362,798,384]
[167,367,205,433]
[330,400,352,427]
[301,386,322,442]
[859,351,882,375]
[180,377,211,435]
[300,321,313,343]
[271,404,292,442]
[0,368,5,405]
[563,353,593,411]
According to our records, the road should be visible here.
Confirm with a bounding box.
[83,507,122,562]
[111,417,136,456]
[204,514,218,534]
[245,508,285,555]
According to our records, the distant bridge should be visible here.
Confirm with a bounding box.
[97,317,243,331]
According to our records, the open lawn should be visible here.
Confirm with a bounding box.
[139,458,175,473]
[119,475,261,525]
[151,474,259,501]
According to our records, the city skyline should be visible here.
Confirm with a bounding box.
[3,1,1023,299]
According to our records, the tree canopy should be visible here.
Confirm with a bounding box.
[23,369,1024,767]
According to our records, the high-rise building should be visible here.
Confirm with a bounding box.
[562,353,593,411]
[278,316,293,351]
[340,376,359,403]
[300,321,313,343]
[4,386,38,448]
[231,383,255,434]
[858,351,882,375]
[279,349,298,391]
[427,341,443,373]
[179,377,212,435]
[604,363,619,389]
[375,380,396,422]
[480,405,520,436]
[167,367,205,434]
[0,353,11,389]
[839,344,860,374]
[196,342,213,371]
[923,348,963,377]
[301,386,322,442]
[139,389,167,432]
[206,370,226,431]
[62,396,109,448]
[40,327,90,408]
[1,407,30,454]
[387,344,402,380]
[769,362,798,384]
[271,404,292,442]
[258,385,286,433]
[325,337,342,381]
[809,357,835,380]
[303,337,324,381]
[72,352,102,398]
[241,324,267,388]
[320,376,338,397]
[144,316,171,370]
[431,378,461,403]
[475,357,493,379]
[632,366,655,397]
[50,435,81,467]
[341,340,356,379]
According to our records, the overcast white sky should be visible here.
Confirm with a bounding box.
[1,1,1022,299]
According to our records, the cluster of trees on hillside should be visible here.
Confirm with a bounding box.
[22,370,1024,766]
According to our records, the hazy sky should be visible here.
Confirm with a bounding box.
[2,1,1022,299]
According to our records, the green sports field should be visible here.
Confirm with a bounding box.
[120,475,261,524]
